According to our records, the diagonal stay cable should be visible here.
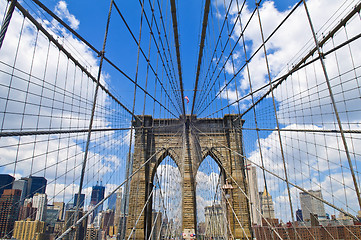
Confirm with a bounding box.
[205,26,361,118]
[28,0,177,118]
[197,0,303,116]
[142,0,183,109]
[112,0,182,116]
[195,0,242,113]
[192,124,359,221]
[56,148,165,240]
[58,125,183,239]
[14,1,142,122]
[170,0,186,116]
[191,0,211,116]
[238,1,361,118]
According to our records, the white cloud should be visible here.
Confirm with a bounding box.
[216,0,361,122]
[54,1,80,30]
[248,123,361,221]
[0,0,130,209]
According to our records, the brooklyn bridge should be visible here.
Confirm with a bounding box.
[0,0,361,239]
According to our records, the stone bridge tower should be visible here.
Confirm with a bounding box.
[125,114,251,239]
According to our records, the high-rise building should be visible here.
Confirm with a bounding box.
[74,193,85,209]
[246,164,261,225]
[90,183,105,223]
[32,193,47,221]
[204,205,227,239]
[53,202,65,220]
[46,205,60,227]
[18,201,36,221]
[12,179,28,204]
[90,183,105,207]
[296,209,303,221]
[86,224,101,240]
[108,192,117,210]
[151,211,163,240]
[0,189,21,238]
[12,219,45,240]
[63,209,87,240]
[300,190,326,221]
[21,176,47,198]
[101,209,114,236]
[260,188,275,219]
[114,188,123,226]
[0,174,14,196]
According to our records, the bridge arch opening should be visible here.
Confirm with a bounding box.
[151,155,182,239]
[196,154,228,239]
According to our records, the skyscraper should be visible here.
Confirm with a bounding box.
[90,183,105,223]
[63,209,87,240]
[18,201,36,221]
[296,209,303,221]
[0,174,14,196]
[204,205,226,239]
[247,164,261,225]
[108,192,117,210]
[12,179,28,204]
[0,189,21,238]
[74,193,85,209]
[260,188,275,219]
[13,219,45,240]
[32,193,47,221]
[23,176,47,198]
[90,184,105,207]
[53,202,65,220]
[300,190,326,221]
[114,188,123,226]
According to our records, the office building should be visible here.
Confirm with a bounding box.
[101,209,114,236]
[204,205,226,239]
[296,209,303,221]
[21,176,47,198]
[18,201,36,221]
[300,190,326,221]
[53,202,65,220]
[90,183,105,207]
[90,183,105,223]
[12,179,28,204]
[74,193,85,209]
[0,189,21,238]
[260,188,275,219]
[12,219,45,240]
[33,193,47,221]
[63,209,87,240]
[0,174,14,196]
[46,205,60,227]
[86,224,101,240]
[65,201,74,210]
[114,188,123,226]
[246,164,261,225]
[108,192,117,210]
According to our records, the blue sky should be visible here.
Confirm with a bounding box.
[2,0,361,222]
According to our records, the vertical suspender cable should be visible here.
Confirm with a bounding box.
[73,0,114,238]
[254,0,295,223]
[302,0,361,211]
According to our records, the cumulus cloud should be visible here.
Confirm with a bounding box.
[247,123,361,220]
[210,0,361,221]
[153,163,182,232]
[54,1,80,30]
[0,0,129,208]
[216,0,361,120]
